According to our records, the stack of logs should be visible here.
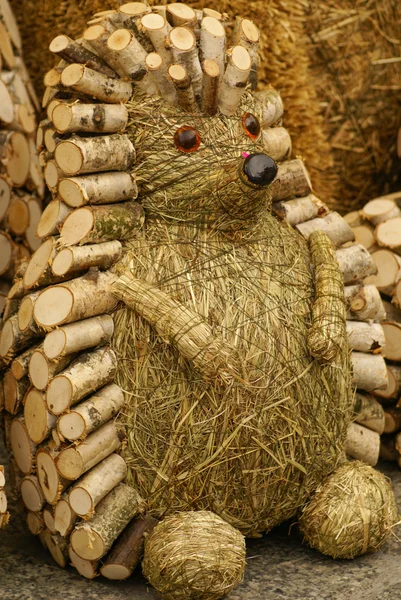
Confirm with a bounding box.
[0,0,44,322]
[345,193,401,468]
[0,0,388,578]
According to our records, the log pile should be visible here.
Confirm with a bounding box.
[0,0,44,326]
[345,192,401,467]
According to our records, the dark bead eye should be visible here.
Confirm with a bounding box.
[174,126,201,153]
[242,113,260,140]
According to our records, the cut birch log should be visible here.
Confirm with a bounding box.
[344,284,386,322]
[58,202,144,246]
[335,244,377,284]
[57,383,124,441]
[52,103,128,135]
[0,314,41,363]
[382,322,401,361]
[260,126,292,162]
[200,17,225,81]
[168,26,202,98]
[46,347,117,415]
[43,314,114,360]
[0,130,30,187]
[43,67,62,89]
[61,64,132,104]
[364,249,401,296]
[3,297,20,321]
[100,514,158,580]
[56,421,123,480]
[296,212,354,248]
[49,34,116,79]
[24,389,57,444]
[54,494,76,537]
[58,172,138,208]
[345,422,380,466]
[382,300,401,323]
[140,13,172,65]
[54,134,135,176]
[25,198,42,252]
[26,510,44,535]
[43,530,68,567]
[383,408,401,434]
[23,237,58,291]
[351,352,388,392]
[33,271,118,329]
[380,435,399,462]
[18,291,43,333]
[270,159,312,202]
[37,448,70,505]
[166,3,197,28]
[361,198,401,225]
[106,29,147,81]
[353,392,385,434]
[374,364,401,402]
[44,127,60,154]
[375,218,401,254]
[352,224,376,251]
[44,160,62,193]
[6,195,30,236]
[36,200,72,239]
[68,453,127,517]
[346,321,385,353]
[68,546,98,579]
[51,241,122,277]
[20,475,45,512]
[168,64,198,113]
[218,46,251,116]
[0,177,11,222]
[43,504,57,534]
[233,17,259,88]
[70,483,145,561]
[253,89,284,127]
[3,370,29,414]
[200,59,219,115]
[145,52,177,105]
[10,416,36,474]
[0,0,22,48]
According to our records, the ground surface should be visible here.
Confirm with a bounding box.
[0,438,400,600]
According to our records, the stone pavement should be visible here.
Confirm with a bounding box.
[0,443,400,600]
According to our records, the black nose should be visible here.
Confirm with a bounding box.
[243,153,278,187]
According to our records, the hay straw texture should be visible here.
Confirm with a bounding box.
[304,0,401,211]
[299,461,399,559]
[12,0,334,204]
[142,511,246,600]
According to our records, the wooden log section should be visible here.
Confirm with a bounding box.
[200,59,220,116]
[218,46,251,116]
[6,195,30,236]
[233,16,260,88]
[352,224,376,252]
[58,172,138,208]
[346,422,380,466]
[375,218,401,255]
[364,249,401,296]
[101,514,158,580]
[374,364,401,402]
[59,202,144,246]
[37,449,70,505]
[382,322,401,361]
[166,3,197,28]
[44,160,63,193]
[168,26,203,98]
[253,89,284,127]
[3,297,20,322]
[46,347,117,415]
[43,530,68,568]
[351,352,388,392]
[140,13,173,65]
[0,79,14,125]
[52,103,128,135]
[3,370,29,414]
[296,212,355,248]
[51,241,122,278]
[18,291,43,335]
[43,314,114,361]
[146,53,178,106]
[54,495,76,537]
[68,547,98,579]
[270,159,312,202]
[0,130,30,187]
[0,177,11,222]
[382,299,401,322]
[344,284,386,322]
[25,198,43,253]
[58,383,124,442]
[23,237,58,291]
[61,64,132,105]
[117,2,151,22]
[353,392,385,434]
[383,408,401,434]
[0,233,29,280]
[335,244,377,285]
[68,453,127,517]
[43,504,57,534]
[33,271,118,330]
[20,475,45,512]
[70,483,145,561]
[0,314,41,363]
[346,321,385,353]
[29,350,74,390]
[361,197,401,225]
[24,389,57,445]
[54,134,135,177]
[10,417,36,474]
[200,17,225,81]
[49,34,116,79]
[36,200,72,239]
[56,421,123,480]
[26,511,44,535]
[261,127,292,162]
[168,64,198,113]
[106,29,147,81]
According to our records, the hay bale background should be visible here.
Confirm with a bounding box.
[11,0,334,204]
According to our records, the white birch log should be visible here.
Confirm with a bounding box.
[11,344,44,381]
[51,241,122,277]
[383,408,401,434]
[28,350,74,391]
[46,347,117,415]
[233,16,260,88]
[68,547,99,579]
[0,130,30,187]
[57,383,124,441]
[261,127,292,162]
[43,530,69,567]
[200,59,219,115]
[168,64,198,112]
[272,194,329,226]
[253,89,284,127]
[70,483,145,560]
[139,13,172,65]
[374,364,401,402]
[364,249,401,296]
[344,284,386,322]
[56,421,123,480]
[52,103,128,135]
[61,64,132,104]
[361,198,401,225]
[296,212,355,248]
[33,271,118,329]
[353,392,385,434]
[10,417,36,474]
[24,389,57,445]
[0,314,41,363]
[26,511,44,535]
[54,495,76,537]
[44,160,62,193]
[23,237,58,291]
[200,17,225,81]
[382,322,401,361]
[375,217,401,255]
[351,224,376,252]
[270,159,312,202]
[54,134,135,176]
[58,172,138,208]
[48,34,116,78]
[21,475,45,512]
[166,3,197,28]
[346,321,385,353]
[168,26,202,98]
[36,200,72,239]
[351,351,388,392]
[346,422,380,466]
[218,46,251,116]
[336,244,377,284]
[3,370,29,414]
[43,314,114,360]
[0,177,11,222]
[145,53,177,105]
[105,29,147,81]
[68,453,127,517]
[37,448,70,505]
[6,195,29,236]
[43,504,57,534]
